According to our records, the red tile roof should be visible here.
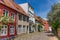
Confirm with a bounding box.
[0,0,42,22]
[34,15,41,22]
[0,0,29,17]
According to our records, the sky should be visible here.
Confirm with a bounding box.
[14,0,60,19]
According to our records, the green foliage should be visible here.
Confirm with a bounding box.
[38,24,42,32]
[47,3,60,36]
[38,24,42,28]
[47,3,60,26]
[2,16,9,24]
[9,19,14,24]
[52,20,60,29]
[0,15,14,29]
[37,16,41,19]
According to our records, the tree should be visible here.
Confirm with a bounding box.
[47,3,60,37]
[47,3,60,26]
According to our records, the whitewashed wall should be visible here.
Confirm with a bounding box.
[19,3,35,24]
[19,3,28,14]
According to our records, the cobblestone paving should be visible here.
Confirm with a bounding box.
[14,32,58,40]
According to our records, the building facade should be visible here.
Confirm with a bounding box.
[34,15,41,32]
[17,12,29,34]
[0,2,17,39]
[0,0,29,39]
[40,18,49,31]
[19,3,35,32]
[0,0,47,40]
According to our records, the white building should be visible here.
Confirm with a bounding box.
[19,3,35,32]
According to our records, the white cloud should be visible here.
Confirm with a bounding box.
[43,18,48,20]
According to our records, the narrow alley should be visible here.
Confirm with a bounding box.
[14,31,58,40]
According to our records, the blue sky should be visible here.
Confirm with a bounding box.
[14,0,60,19]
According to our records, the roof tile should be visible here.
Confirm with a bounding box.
[0,0,28,17]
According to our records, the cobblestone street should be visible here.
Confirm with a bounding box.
[14,31,58,40]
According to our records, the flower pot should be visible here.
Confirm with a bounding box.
[2,21,8,25]
[9,22,14,25]
[57,28,60,37]
[9,19,14,25]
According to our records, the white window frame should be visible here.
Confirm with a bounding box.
[23,25,26,33]
[11,12,15,19]
[18,25,22,33]
[3,9,8,16]
[10,25,14,35]
[0,25,7,36]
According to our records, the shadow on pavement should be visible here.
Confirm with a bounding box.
[47,33,55,37]
[44,31,55,37]
[44,31,52,33]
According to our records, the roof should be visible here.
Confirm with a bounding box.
[0,0,29,17]
[34,15,41,22]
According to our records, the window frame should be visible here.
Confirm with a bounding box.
[18,14,22,20]
[18,25,22,33]
[0,25,8,36]
[3,9,8,16]
[10,25,14,35]
[11,12,15,19]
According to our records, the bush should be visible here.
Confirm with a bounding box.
[52,19,60,36]
[38,24,42,32]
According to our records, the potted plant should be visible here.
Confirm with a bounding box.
[0,15,9,24]
[9,18,14,24]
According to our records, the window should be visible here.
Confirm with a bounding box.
[18,25,22,28]
[27,17,29,22]
[23,25,25,28]
[0,25,7,36]
[23,25,25,33]
[11,13,14,19]
[27,26,29,30]
[18,25,22,33]
[3,9,8,16]
[10,25,14,35]
[19,14,22,20]
[23,16,26,21]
